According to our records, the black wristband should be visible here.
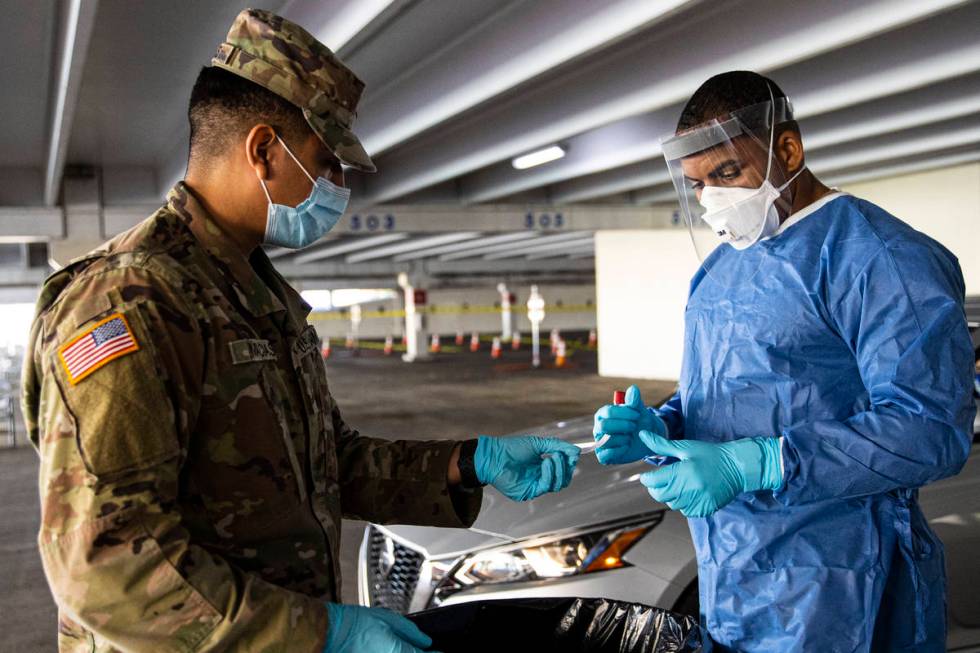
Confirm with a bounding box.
[457,439,484,489]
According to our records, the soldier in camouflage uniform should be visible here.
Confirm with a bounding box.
[22,9,581,652]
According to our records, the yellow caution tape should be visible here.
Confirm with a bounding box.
[309,303,595,322]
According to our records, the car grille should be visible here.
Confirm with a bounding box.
[365,526,425,614]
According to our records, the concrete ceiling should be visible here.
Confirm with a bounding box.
[0,0,56,167]
[1,0,979,284]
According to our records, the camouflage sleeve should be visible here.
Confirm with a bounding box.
[329,393,482,527]
[30,264,327,652]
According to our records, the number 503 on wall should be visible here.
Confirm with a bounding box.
[524,212,565,229]
[348,214,396,231]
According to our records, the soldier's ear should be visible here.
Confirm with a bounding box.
[244,124,278,181]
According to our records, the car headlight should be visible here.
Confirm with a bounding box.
[429,513,663,606]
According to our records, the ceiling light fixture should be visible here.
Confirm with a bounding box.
[512,145,566,170]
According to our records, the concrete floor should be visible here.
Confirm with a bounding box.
[1,343,675,651]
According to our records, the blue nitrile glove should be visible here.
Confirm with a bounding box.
[323,603,439,653]
[592,384,668,465]
[637,431,783,518]
[475,435,581,501]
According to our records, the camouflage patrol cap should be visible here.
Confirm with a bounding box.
[211,8,376,173]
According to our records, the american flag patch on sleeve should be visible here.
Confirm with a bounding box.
[59,313,140,385]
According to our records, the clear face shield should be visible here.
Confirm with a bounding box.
[661,95,803,286]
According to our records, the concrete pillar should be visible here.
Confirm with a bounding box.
[526,285,545,368]
[497,282,513,339]
[595,230,698,380]
[349,304,362,349]
[49,169,105,267]
[398,272,430,363]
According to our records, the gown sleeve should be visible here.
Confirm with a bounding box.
[776,239,975,505]
[654,392,685,438]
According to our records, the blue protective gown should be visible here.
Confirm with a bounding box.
[657,193,976,652]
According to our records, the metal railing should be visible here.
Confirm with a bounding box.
[0,351,21,448]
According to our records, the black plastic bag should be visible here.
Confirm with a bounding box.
[408,597,711,652]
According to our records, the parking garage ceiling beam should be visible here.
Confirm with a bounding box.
[440,232,592,261]
[99,203,674,237]
[393,232,534,262]
[355,0,693,156]
[43,0,99,206]
[0,208,64,241]
[361,0,969,205]
[554,80,980,204]
[824,148,980,189]
[279,0,402,53]
[635,118,980,204]
[483,234,595,261]
[346,232,483,262]
[811,122,980,179]
[427,257,593,276]
[274,256,593,280]
[0,267,48,285]
[461,16,980,205]
[293,232,409,265]
[526,243,595,261]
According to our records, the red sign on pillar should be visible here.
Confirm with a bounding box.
[413,289,428,306]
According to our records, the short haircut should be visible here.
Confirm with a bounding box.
[187,66,311,163]
[676,71,792,133]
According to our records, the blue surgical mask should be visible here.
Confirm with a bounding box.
[258,136,350,249]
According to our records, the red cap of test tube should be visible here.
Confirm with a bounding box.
[613,390,626,405]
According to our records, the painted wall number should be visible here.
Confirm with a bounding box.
[349,214,396,231]
[524,212,565,229]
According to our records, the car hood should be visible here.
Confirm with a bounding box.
[382,416,657,559]
[381,418,980,561]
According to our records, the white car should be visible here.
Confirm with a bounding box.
[360,414,980,651]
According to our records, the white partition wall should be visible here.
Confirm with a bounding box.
[595,229,698,380]
[842,162,980,294]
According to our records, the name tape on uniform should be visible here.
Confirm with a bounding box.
[229,339,277,365]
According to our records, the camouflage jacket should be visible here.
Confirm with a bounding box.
[21,183,482,652]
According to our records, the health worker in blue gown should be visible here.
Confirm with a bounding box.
[592,71,976,653]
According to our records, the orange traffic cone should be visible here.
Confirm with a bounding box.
[321,340,331,359]
[550,328,561,355]
[345,334,354,349]
[401,334,408,346]
[383,335,394,356]
[491,337,502,359]
[588,329,597,348]
[455,331,465,346]
[469,332,480,352]
[555,339,567,368]
[511,331,521,350]
[430,334,441,353]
